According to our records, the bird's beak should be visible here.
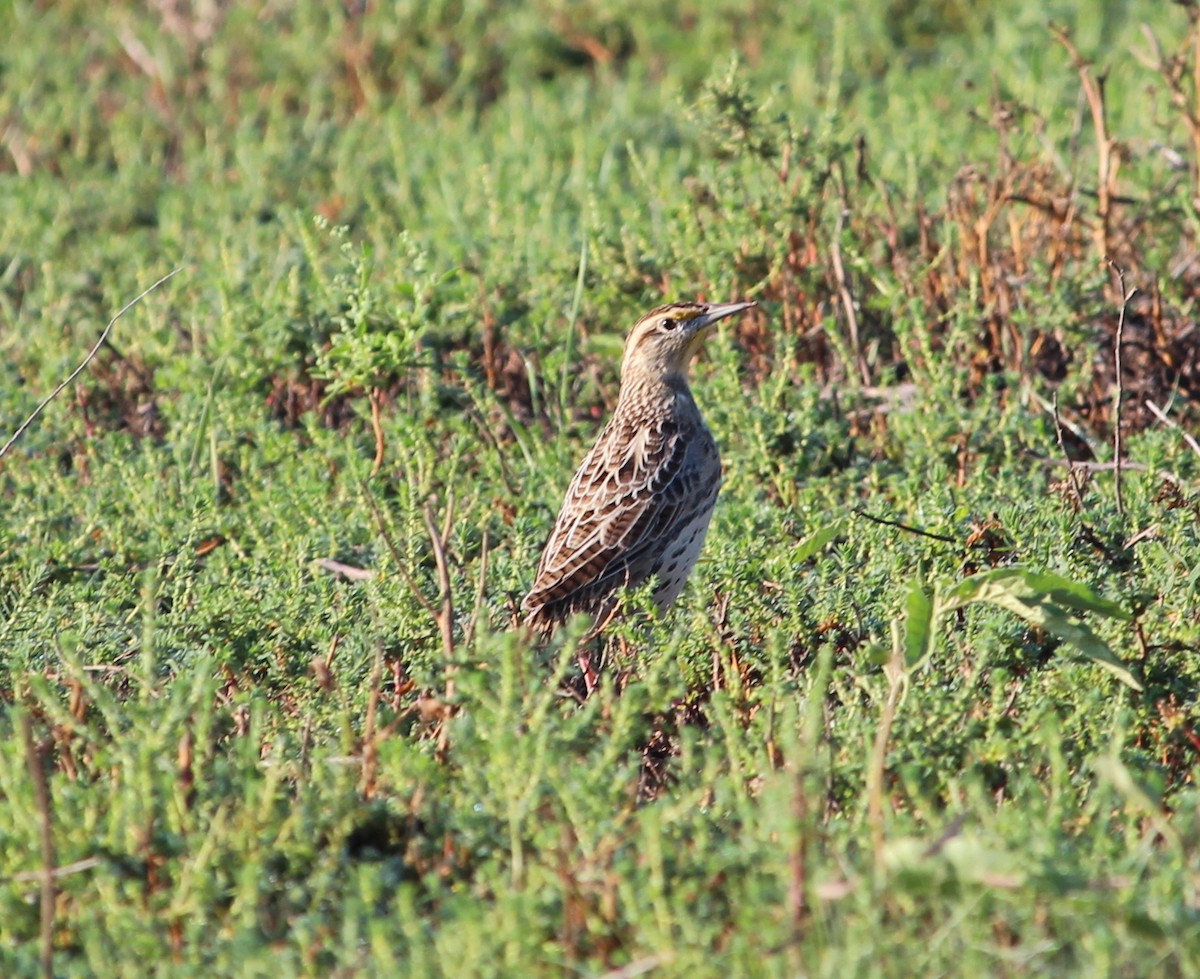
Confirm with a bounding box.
[691,300,757,334]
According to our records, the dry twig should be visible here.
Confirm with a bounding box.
[868,650,905,869]
[22,712,56,979]
[360,634,385,800]
[852,507,958,544]
[368,388,386,477]
[1108,262,1137,515]
[1144,399,1200,458]
[0,267,183,462]
[1051,25,1119,276]
[830,201,871,386]
[1052,392,1086,511]
[422,495,458,760]
[1136,15,1200,202]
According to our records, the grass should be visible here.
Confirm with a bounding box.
[2,0,1199,974]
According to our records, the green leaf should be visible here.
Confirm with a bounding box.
[937,567,1141,690]
[1014,570,1132,620]
[903,582,935,667]
[793,520,843,563]
[1029,604,1143,691]
[943,567,1130,621]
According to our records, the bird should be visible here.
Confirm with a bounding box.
[521,299,757,693]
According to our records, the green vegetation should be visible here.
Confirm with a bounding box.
[2,0,1199,974]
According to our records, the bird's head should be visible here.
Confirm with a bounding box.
[619,300,757,382]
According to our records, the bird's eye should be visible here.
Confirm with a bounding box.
[661,317,679,330]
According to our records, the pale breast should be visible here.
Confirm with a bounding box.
[647,421,722,610]
[649,504,717,610]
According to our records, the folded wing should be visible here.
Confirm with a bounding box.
[522,415,708,627]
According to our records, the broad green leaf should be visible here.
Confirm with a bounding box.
[903,583,935,667]
[939,567,993,609]
[1016,570,1132,620]
[969,588,1141,691]
[1031,604,1143,691]
[793,521,844,563]
[943,567,1130,620]
[939,567,1141,690]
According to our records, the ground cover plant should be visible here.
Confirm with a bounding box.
[2,0,1199,974]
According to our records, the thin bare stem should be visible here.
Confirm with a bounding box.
[360,634,384,800]
[1145,399,1200,458]
[1194,9,1200,200]
[422,494,457,760]
[361,482,438,620]
[1027,452,1181,486]
[368,388,386,477]
[868,652,904,870]
[463,529,490,648]
[1051,25,1117,276]
[22,712,56,979]
[0,267,183,461]
[7,856,102,885]
[1052,392,1086,512]
[831,204,871,386]
[852,508,958,544]
[423,498,457,662]
[1108,262,1136,516]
